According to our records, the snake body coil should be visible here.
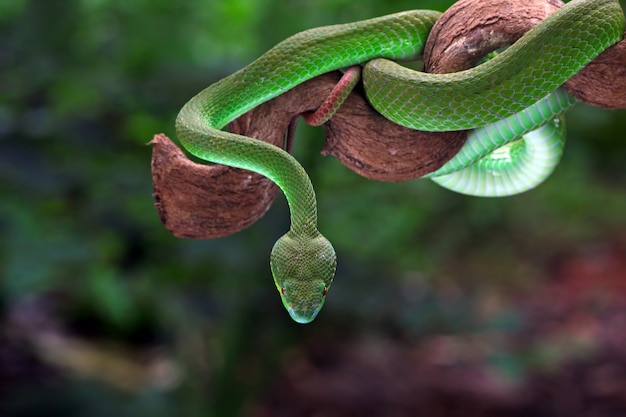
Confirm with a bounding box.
[176,0,625,323]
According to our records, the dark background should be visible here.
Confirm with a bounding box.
[1,0,625,416]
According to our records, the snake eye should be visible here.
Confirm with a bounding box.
[322,287,328,296]
[281,287,287,296]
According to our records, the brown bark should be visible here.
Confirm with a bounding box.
[566,34,626,109]
[150,134,280,239]
[424,0,564,73]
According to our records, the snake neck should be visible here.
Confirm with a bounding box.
[279,166,320,238]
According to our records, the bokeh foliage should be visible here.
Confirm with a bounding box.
[1,0,626,416]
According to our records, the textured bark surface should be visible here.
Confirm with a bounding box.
[424,0,564,73]
[150,134,280,239]
[318,81,466,182]
[151,72,465,239]
[566,34,626,109]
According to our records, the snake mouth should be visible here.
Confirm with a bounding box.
[282,293,326,324]
[287,306,322,324]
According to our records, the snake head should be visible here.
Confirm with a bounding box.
[270,232,337,324]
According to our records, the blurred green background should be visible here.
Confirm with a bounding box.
[2,0,626,416]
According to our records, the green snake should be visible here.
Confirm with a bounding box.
[175,0,625,323]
